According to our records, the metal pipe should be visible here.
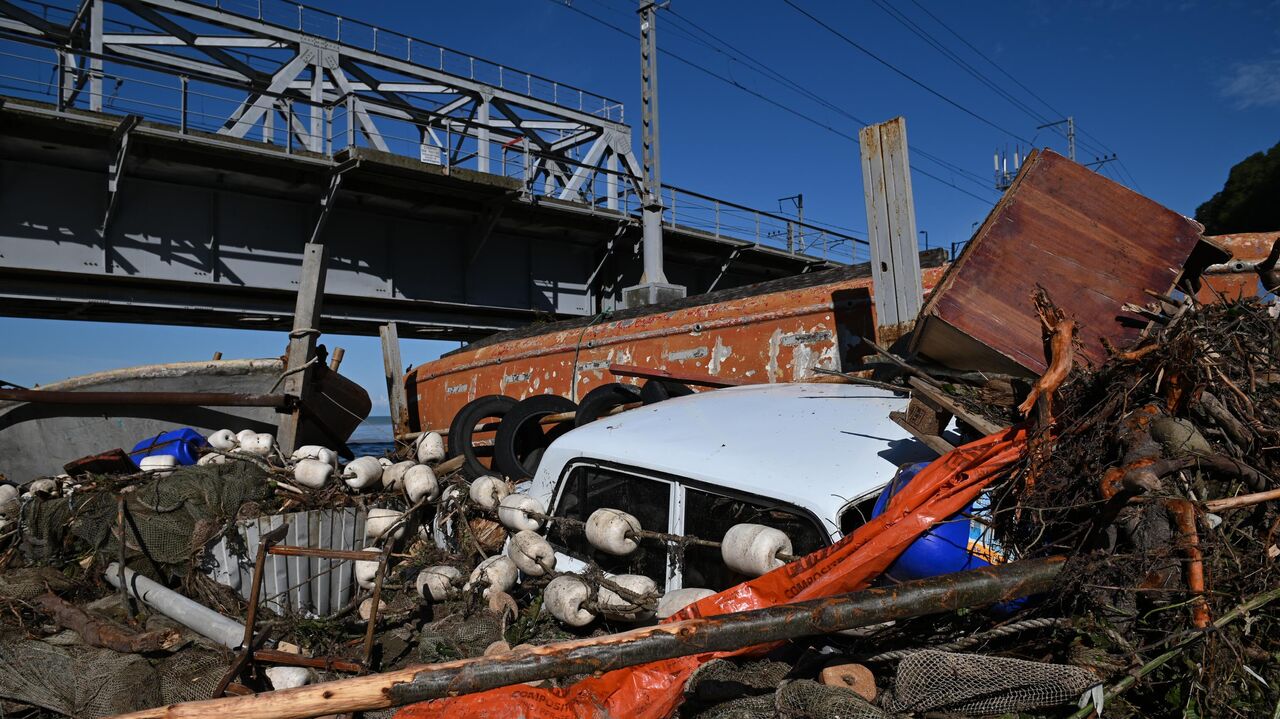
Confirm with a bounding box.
[0,389,289,407]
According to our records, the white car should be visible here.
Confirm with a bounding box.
[523,382,945,593]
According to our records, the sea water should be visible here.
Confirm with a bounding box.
[347,415,395,456]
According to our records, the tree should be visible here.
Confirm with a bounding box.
[1196,140,1280,235]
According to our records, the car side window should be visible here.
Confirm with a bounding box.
[551,464,671,581]
[682,487,826,591]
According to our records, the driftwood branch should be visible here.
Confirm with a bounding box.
[111,558,1064,719]
[35,593,181,653]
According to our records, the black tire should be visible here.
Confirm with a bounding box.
[640,379,695,405]
[494,394,578,480]
[575,382,643,427]
[447,395,518,479]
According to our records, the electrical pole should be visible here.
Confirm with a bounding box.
[778,194,804,254]
[1036,116,1075,162]
[624,0,685,308]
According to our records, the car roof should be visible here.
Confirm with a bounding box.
[528,382,938,539]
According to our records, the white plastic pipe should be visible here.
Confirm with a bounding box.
[105,562,246,649]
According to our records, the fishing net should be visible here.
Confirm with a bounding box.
[20,462,270,576]
[416,610,505,662]
[881,650,1098,715]
[775,680,888,719]
[0,566,74,600]
[0,634,162,717]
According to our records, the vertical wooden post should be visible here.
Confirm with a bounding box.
[277,243,327,455]
[859,116,924,345]
[379,322,408,445]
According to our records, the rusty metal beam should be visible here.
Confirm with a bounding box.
[0,389,290,407]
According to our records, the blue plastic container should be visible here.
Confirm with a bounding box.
[872,461,1009,582]
[129,428,208,467]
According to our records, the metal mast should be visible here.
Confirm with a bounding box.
[625,0,685,307]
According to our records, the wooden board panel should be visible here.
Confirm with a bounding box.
[911,149,1207,374]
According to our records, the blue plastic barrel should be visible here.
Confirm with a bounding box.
[129,428,208,467]
[871,461,1009,582]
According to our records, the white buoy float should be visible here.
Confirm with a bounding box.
[208,429,238,450]
[235,429,257,445]
[415,565,461,602]
[469,475,510,510]
[403,465,440,504]
[382,460,415,491]
[721,523,792,577]
[292,459,333,489]
[544,575,596,627]
[365,507,405,541]
[264,666,312,690]
[342,457,383,490]
[358,597,387,622]
[497,494,545,531]
[378,457,394,468]
[465,555,518,597]
[26,477,58,498]
[416,432,446,464]
[585,508,641,556]
[291,445,337,467]
[139,455,177,475]
[354,547,382,590]
[656,587,716,619]
[507,530,556,576]
[197,453,227,466]
[243,433,274,457]
[0,484,18,511]
[597,574,657,622]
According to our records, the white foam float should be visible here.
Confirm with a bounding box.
[354,547,382,590]
[465,555,518,598]
[358,597,387,622]
[243,433,274,457]
[208,429,238,450]
[404,465,440,504]
[365,507,405,541]
[497,494,545,532]
[544,575,596,627]
[721,523,792,577]
[382,460,415,491]
[197,453,227,466]
[415,565,461,602]
[292,459,333,489]
[469,475,510,510]
[416,432,446,464]
[507,530,556,576]
[342,456,383,490]
[0,484,18,510]
[585,508,641,556]
[597,574,658,622]
[291,445,337,467]
[139,455,178,475]
[656,587,716,619]
[235,429,257,444]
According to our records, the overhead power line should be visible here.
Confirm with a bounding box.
[782,0,1032,145]
[546,0,996,204]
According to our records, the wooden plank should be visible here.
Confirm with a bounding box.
[380,323,409,443]
[889,410,953,457]
[277,243,327,455]
[907,377,1003,436]
[859,117,923,342]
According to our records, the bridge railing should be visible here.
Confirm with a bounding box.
[0,25,867,264]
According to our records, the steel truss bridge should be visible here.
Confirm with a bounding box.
[0,0,866,340]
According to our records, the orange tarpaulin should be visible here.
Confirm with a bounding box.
[397,426,1028,719]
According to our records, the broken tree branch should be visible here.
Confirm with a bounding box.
[111,558,1064,719]
[35,593,181,653]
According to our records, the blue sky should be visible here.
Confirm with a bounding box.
[2,0,1278,410]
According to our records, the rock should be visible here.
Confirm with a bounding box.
[1150,416,1213,457]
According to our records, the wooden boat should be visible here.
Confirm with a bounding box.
[404,251,949,436]
[0,358,371,482]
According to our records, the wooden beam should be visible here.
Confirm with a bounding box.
[380,322,409,443]
[277,243,328,454]
[859,117,924,344]
[907,376,1004,436]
